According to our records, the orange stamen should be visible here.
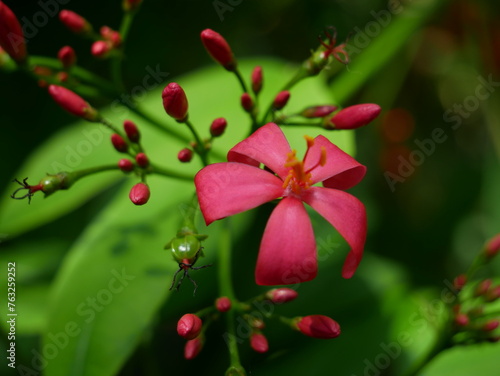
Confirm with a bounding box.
[282,136,328,195]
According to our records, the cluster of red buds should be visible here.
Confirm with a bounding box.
[196,27,381,131]
[161,82,228,164]
[450,234,500,343]
[176,288,341,363]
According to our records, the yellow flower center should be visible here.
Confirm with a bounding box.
[282,136,327,195]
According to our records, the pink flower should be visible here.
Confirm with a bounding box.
[195,123,367,285]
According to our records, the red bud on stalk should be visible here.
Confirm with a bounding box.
[123,120,140,142]
[59,10,92,34]
[329,104,381,130]
[118,159,134,172]
[48,85,100,122]
[0,2,27,63]
[135,153,149,168]
[111,134,128,153]
[177,148,193,163]
[57,46,76,68]
[200,29,236,71]
[210,117,227,137]
[250,333,269,353]
[301,105,337,118]
[162,83,189,121]
[177,313,202,340]
[91,41,112,58]
[215,297,231,312]
[273,91,290,110]
[485,234,500,258]
[295,315,341,339]
[184,337,203,360]
[241,93,253,112]
[129,183,150,205]
[251,66,263,94]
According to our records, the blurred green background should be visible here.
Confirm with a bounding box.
[1,0,500,375]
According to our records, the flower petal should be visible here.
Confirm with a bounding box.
[302,187,366,278]
[304,135,366,190]
[195,162,283,225]
[227,123,291,179]
[255,197,317,285]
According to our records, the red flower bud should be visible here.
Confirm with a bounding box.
[454,313,469,327]
[123,120,140,143]
[177,313,202,340]
[100,26,121,47]
[296,315,341,339]
[250,333,269,353]
[476,279,492,297]
[215,297,231,312]
[210,117,227,137]
[57,71,69,83]
[135,152,149,168]
[200,29,236,71]
[91,40,112,58]
[486,286,500,302]
[453,274,467,291]
[177,148,193,163]
[273,91,291,110]
[184,337,203,360]
[48,85,100,122]
[485,234,500,258]
[123,0,143,12]
[484,320,500,332]
[162,82,189,121]
[329,103,381,130]
[251,66,263,94]
[301,105,337,118]
[57,46,76,68]
[129,182,150,205]
[241,93,253,112]
[111,134,128,153]
[0,2,27,63]
[266,288,298,304]
[118,159,134,172]
[59,10,92,34]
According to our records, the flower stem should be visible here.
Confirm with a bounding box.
[148,163,194,181]
[184,119,209,166]
[402,319,452,376]
[233,68,249,93]
[27,55,117,96]
[110,11,137,92]
[71,164,120,182]
[218,219,244,371]
[258,66,310,128]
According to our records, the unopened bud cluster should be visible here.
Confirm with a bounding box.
[450,234,500,344]
[176,287,341,361]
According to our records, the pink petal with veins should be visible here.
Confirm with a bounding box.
[195,162,283,225]
[228,123,291,179]
[302,187,366,278]
[256,197,317,285]
[304,135,366,190]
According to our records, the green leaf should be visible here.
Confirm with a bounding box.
[421,343,500,376]
[39,58,354,376]
[0,58,354,239]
